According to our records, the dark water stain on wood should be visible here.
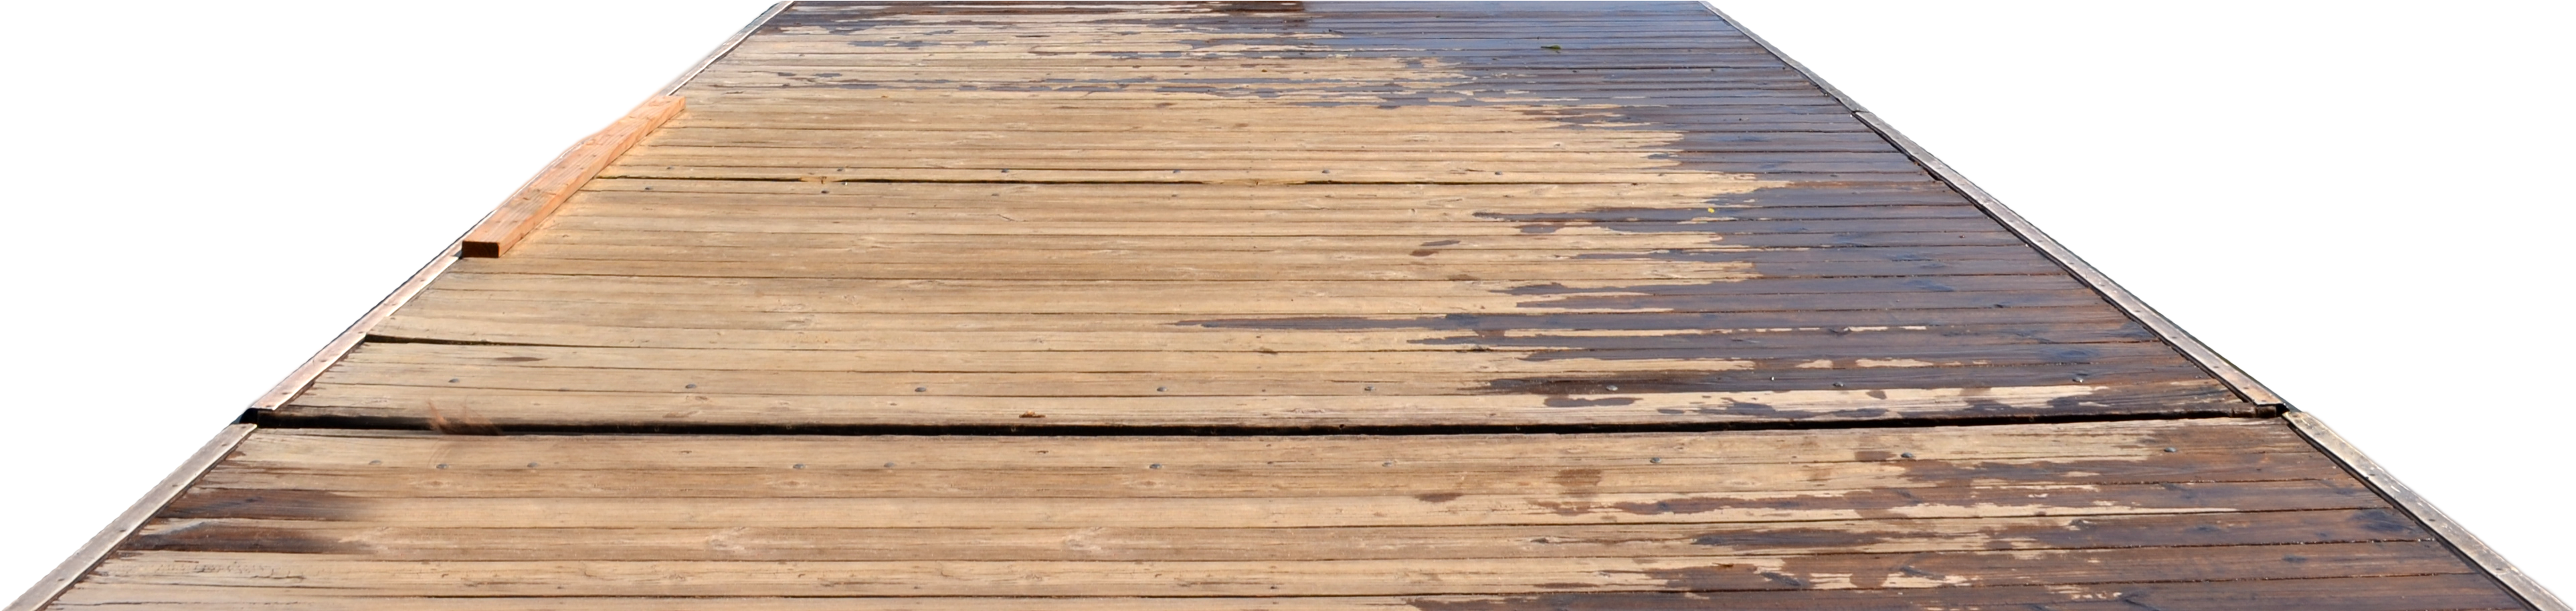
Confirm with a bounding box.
[1544,396,1640,408]
[1552,468,1604,494]
[1402,572,2526,610]
[1537,478,2382,520]
[124,521,364,555]
[157,488,362,522]
[1691,527,1890,550]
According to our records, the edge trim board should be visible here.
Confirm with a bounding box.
[1704,4,2553,608]
[5,424,258,611]
[246,5,798,412]
[2285,410,2569,611]
[1699,2,2286,409]
[658,1,796,97]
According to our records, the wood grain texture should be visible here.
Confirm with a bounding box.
[39,419,2521,608]
[32,3,2535,611]
[260,0,2264,428]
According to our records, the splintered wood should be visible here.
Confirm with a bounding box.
[48,420,2524,609]
[277,1,2258,430]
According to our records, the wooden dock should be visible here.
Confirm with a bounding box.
[15,2,2559,610]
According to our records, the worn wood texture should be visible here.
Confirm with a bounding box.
[31,3,2539,611]
[262,0,2264,428]
[37,419,2522,609]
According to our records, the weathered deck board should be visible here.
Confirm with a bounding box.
[41,419,2520,608]
[252,0,2264,428]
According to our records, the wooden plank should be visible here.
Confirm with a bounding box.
[76,542,2470,597]
[45,576,2534,611]
[357,319,2163,355]
[414,272,2086,296]
[575,178,1952,201]
[281,381,2250,428]
[123,509,2411,560]
[456,96,684,258]
[437,258,2051,282]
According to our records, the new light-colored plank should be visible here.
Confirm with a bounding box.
[457,96,684,258]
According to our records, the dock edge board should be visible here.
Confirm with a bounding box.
[5,424,259,611]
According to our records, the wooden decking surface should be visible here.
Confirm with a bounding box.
[23,3,2537,610]
[274,0,2252,430]
[50,419,2525,610]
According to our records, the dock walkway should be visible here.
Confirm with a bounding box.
[15,3,2551,610]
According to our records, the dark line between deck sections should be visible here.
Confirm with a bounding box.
[237,404,2262,438]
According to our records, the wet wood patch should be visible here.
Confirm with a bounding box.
[45,419,2520,609]
[257,0,2260,428]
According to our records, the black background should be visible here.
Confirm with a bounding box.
[20,1,2555,593]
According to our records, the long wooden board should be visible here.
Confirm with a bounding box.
[457,96,684,258]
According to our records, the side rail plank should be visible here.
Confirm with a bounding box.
[6,424,258,611]
[1697,1,2283,408]
[2285,410,2569,611]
